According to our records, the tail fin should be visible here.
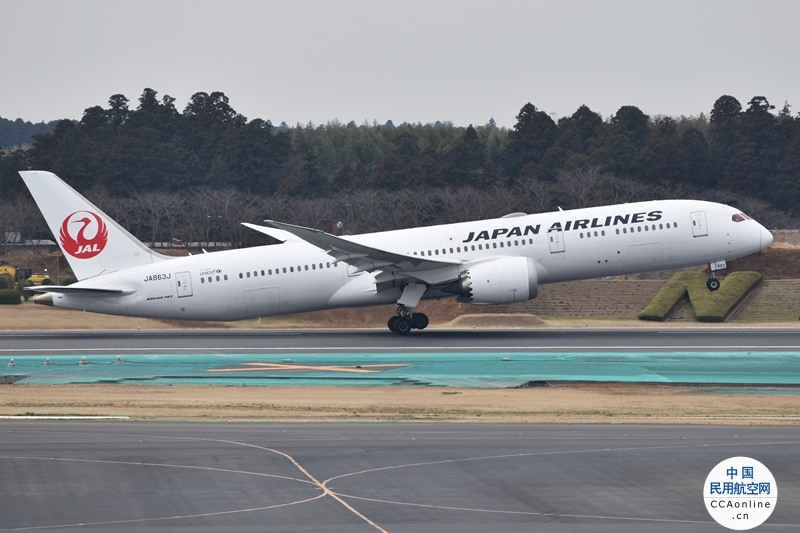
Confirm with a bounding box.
[19,171,168,280]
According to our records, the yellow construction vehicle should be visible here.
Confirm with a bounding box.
[0,262,35,286]
[26,270,51,285]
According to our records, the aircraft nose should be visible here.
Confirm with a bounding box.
[760,225,773,249]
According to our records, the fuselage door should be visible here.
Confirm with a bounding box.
[175,271,193,298]
[690,211,708,237]
[548,228,565,253]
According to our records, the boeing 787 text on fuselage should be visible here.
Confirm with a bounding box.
[20,171,773,334]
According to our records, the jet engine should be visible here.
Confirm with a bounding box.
[450,256,538,304]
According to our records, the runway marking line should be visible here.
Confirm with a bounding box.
[322,439,800,527]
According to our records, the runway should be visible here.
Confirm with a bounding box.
[4,327,800,354]
[1,422,798,532]
[2,328,800,387]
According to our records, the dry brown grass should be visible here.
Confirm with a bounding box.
[2,383,798,424]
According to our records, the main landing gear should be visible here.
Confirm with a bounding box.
[388,282,429,335]
[387,305,429,335]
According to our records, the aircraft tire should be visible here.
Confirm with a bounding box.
[706,278,721,291]
[393,317,412,335]
[388,315,401,332]
[411,313,429,330]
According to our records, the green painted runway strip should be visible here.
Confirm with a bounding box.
[4,352,800,387]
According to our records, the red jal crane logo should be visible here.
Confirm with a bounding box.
[59,211,109,259]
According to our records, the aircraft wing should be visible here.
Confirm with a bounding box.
[242,223,304,244]
[259,220,462,282]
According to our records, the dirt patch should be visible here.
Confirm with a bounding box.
[445,313,545,328]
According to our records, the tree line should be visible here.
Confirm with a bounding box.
[0,117,57,150]
[0,89,798,248]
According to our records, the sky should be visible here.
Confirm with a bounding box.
[3,0,800,127]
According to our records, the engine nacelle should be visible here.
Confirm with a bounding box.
[453,256,538,304]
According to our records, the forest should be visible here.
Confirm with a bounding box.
[1,88,799,249]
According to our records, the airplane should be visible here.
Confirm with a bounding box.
[19,170,773,334]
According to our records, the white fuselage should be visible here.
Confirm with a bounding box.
[46,199,772,321]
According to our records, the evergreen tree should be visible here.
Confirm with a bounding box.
[504,103,557,183]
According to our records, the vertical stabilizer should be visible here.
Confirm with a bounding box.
[19,171,168,280]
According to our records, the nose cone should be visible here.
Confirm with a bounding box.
[760,225,774,250]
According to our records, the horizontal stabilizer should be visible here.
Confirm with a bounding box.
[25,285,135,296]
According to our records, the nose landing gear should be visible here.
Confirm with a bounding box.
[707,260,726,292]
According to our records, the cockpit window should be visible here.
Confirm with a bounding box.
[732,213,750,222]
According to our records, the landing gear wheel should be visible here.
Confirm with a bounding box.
[387,315,402,332]
[411,313,429,330]
[393,317,412,335]
[706,278,721,291]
